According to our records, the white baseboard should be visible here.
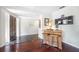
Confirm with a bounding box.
[20,34,38,37]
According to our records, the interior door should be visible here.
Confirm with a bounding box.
[10,15,16,41]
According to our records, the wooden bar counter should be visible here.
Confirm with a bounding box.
[43,29,62,50]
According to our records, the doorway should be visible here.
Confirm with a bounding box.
[10,15,16,43]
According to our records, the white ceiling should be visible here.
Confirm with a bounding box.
[2,6,60,18]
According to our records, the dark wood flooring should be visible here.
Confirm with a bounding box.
[0,35,79,52]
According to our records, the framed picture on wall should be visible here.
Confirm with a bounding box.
[44,18,49,26]
[55,16,73,25]
[67,16,73,24]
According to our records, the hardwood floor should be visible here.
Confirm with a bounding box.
[0,35,79,52]
[0,39,60,52]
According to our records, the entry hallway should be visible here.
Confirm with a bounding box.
[0,6,79,52]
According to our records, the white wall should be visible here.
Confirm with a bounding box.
[0,7,20,47]
[0,8,10,47]
[20,13,52,36]
[20,17,39,36]
[38,15,55,39]
[52,6,79,48]
[16,17,20,43]
[38,16,44,39]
